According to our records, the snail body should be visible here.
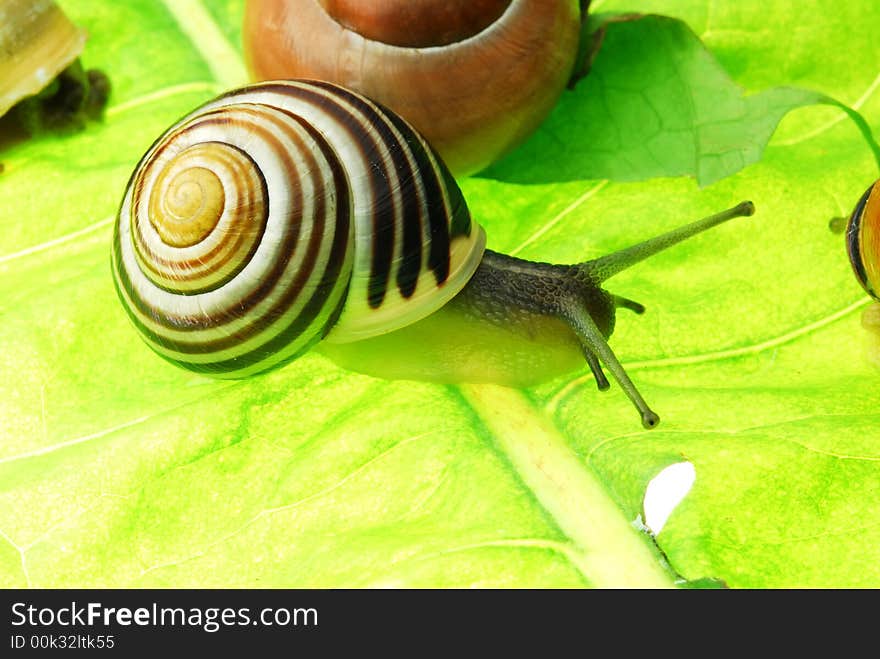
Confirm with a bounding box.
[319,253,598,388]
[113,80,754,428]
[242,0,584,175]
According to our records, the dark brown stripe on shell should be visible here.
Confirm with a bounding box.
[300,82,401,308]
[380,108,456,287]
[309,82,426,301]
[256,82,403,308]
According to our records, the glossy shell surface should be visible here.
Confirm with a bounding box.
[847,180,880,300]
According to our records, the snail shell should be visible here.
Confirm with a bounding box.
[0,0,86,117]
[847,179,880,300]
[112,80,486,378]
[242,0,583,176]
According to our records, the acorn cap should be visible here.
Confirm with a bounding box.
[243,0,581,176]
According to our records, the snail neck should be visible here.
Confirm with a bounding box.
[319,247,658,428]
[452,249,616,339]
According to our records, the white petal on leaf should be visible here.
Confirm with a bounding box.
[643,462,696,535]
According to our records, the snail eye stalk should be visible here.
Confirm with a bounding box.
[567,201,755,428]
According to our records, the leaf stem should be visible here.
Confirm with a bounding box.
[159,0,249,89]
[460,383,676,588]
[819,95,880,174]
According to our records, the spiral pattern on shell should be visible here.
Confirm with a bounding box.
[113,80,485,377]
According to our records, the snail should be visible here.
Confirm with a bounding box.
[845,179,880,361]
[0,0,109,132]
[112,80,754,428]
[242,0,587,176]
[847,180,880,300]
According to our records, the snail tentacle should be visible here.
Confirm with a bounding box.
[613,295,646,315]
[563,301,659,429]
[582,201,755,283]
[581,346,610,391]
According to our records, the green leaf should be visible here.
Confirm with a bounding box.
[1,0,879,588]
[484,13,880,186]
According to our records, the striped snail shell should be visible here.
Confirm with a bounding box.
[846,179,880,300]
[112,80,485,378]
[242,0,585,176]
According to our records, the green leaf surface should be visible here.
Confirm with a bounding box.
[1,0,879,588]
[484,12,880,186]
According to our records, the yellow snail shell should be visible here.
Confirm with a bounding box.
[0,0,87,117]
